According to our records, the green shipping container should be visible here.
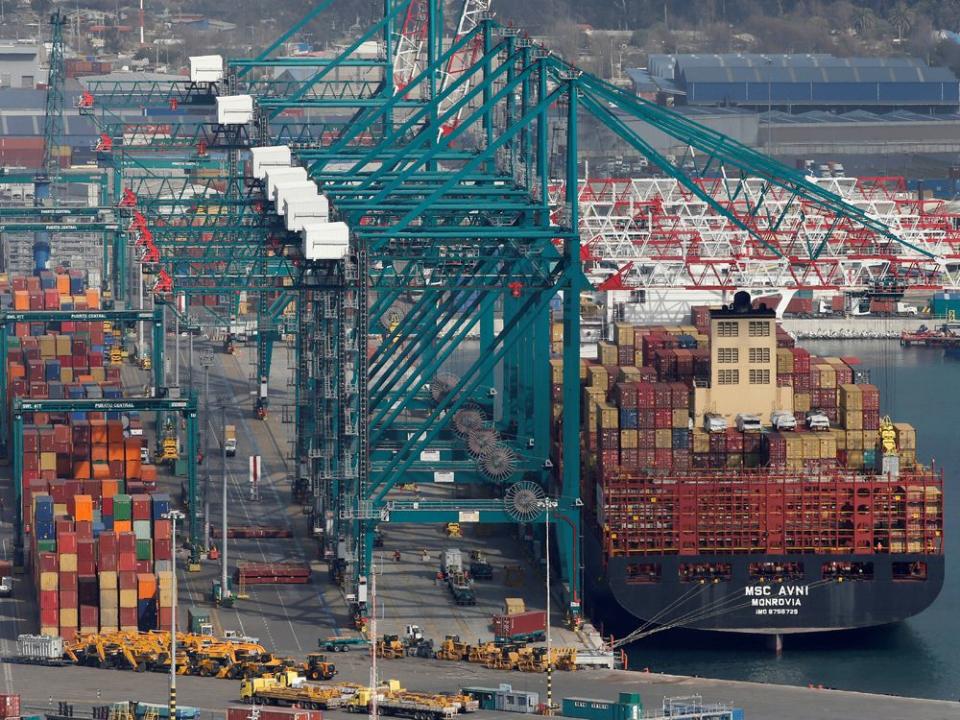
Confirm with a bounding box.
[187,606,210,634]
[114,494,132,520]
[930,292,960,317]
[135,538,153,561]
[36,539,57,553]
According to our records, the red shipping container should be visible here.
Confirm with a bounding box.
[158,606,172,628]
[653,448,672,467]
[135,560,152,574]
[654,409,672,429]
[80,605,98,629]
[119,607,138,627]
[118,552,136,572]
[492,610,547,639]
[59,571,78,593]
[153,539,172,561]
[226,707,322,720]
[59,590,78,609]
[40,589,58,610]
[118,532,136,553]
[40,607,58,627]
[119,571,137,590]
[153,519,171,540]
[0,694,21,719]
[39,553,58,572]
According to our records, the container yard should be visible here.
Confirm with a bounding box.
[0,0,958,718]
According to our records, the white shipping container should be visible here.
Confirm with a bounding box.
[216,95,254,125]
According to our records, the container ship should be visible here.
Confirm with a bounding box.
[558,291,944,635]
[3,269,173,639]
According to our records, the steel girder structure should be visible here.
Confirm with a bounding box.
[547,74,957,292]
[564,175,960,291]
[257,8,587,620]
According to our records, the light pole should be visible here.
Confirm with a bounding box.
[163,509,185,720]
[220,404,230,603]
[538,497,559,715]
[199,352,214,551]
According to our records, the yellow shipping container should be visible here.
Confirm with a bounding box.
[843,411,863,431]
[838,384,862,410]
[794,393,811,412]
[550,359,563,384]
[815,364,837,389]
[551,321,563,342]
[119,589,137,608]
[894,423,916,450]
[599,404,619,429]
[831,429,846,451]
[801,434,821,458]
[862,430,878,450]
[614,323,635,348]
[672,409,689,428]
[100,590,118,609]
[59,609,78,628]
[777,349,795,375]
[618,366,643,383]
[846,430,863,451]
[846,450,864,469]
[579,359,589,381]
[692,428,710,453]
[158,588,174,606]
[634,349,644,366]
[620,430,638,449]
[59,553,77,572]
[819,435,837,459]
[99,571,118,589]
[39,452,56,471]
[655,429,673,449]
[785,434,804,459]
[899,450,917,468]
[40,572,57,592]
[587,365,608,389]
[55,336,71,356]
[598,342,618,366]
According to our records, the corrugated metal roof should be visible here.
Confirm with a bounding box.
[757,109,960,124]
[648,53,958,85]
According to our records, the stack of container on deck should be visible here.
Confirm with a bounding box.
[2,270,168,640]
[549,306,919,485]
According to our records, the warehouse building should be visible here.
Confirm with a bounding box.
[0,40,43,89]
[635,54,960,114]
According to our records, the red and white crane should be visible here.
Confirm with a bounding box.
[553,175,960,292]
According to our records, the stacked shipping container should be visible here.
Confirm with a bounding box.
[550,308,941,561]
[3,270,168,639]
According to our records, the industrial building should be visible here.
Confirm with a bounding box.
[632,54,960,114]
[0,39,43,88]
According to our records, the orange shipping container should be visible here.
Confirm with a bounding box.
[113,520,132,533]
[72,462,91,479]
[90,420,107,444]
[101,479,119,498]
[56,274,69,295]
[74,495,93,522]
[137,573,157,600]
[92,463,111,479]
[91,446,108,462]
[141,465,157,484]
[13,291,29,310]
[125,459,141,480]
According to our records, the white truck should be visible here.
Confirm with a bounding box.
[224,425,237,456]
[441,549,463,576]
[771,411,797,431]
[0,577,12,598]
[703,413,727,434]
[806,410,831,431]
[735,413,762,432]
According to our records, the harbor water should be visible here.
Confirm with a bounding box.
[623,339,959,700]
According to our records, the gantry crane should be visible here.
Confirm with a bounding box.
[74,0,952,628]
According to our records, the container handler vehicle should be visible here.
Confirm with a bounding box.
[240,670,359,709]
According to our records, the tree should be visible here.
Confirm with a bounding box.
[887,2,913,43]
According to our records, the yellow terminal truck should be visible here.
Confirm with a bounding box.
[344,680,476,719]
[240,671,357,709]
